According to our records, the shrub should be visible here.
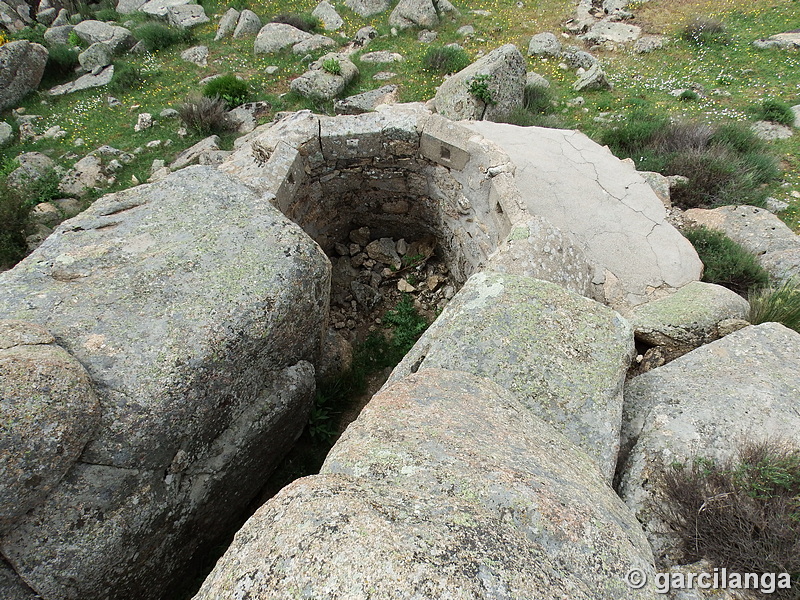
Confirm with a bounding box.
[202,74,251,109]
[10,24,47,45]
[321,57,341,75]
[44,44,80,83]
[271,13,320,33]
[752,98,796,126]
[108,63,144,93]
[177,94,236,135]
[600,109,671,157]
[67,30,84,48]
[93,6,119,21]
[0,180,32,268]
[522,84,555,114]
[134,21,192,52]
[749,277,800,333]
[679,89,699,102]
[710,122,766,154]
[383,294,429,356]
[683,226,770,296]
[422,45,471,74]
[468,74,494,104]
[657,440,800,598]
[681,17,728,45]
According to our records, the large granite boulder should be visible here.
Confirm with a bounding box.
[0,166,330,600]
[166,3,209,29]
[232,8,261,38]
[290,53,358,101]
[49,65,114,96]
[0,40,48,111]
[253,22,312,53]
[0,320,100,534]
[685,205,800,284]
[528,31,562,56]
[195,370,656,599]
[619,323,800,563]
[138,0,190,17]
[344,0,391,17]
[466,121,703,308]
[43,23,74,45]
[6,152,57,190]
[433,43,526,122]
[311,0,343,30]
[486,215,594,296]
[72,20,135,54]
[387,272,634,480]
[629,280,750,353]
[213,7,238,40]
[388,0,438,30]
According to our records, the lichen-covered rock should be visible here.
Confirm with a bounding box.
[466,121,703,308]
[685,205,800,284]
[253,22,311,53]
[290,53,358,101]
[43,23,74,45]
[0,41,48,111]
[58,154,107,197]
[195,370,655,600]
[78,42,113,72]
[291,33,337,54]
[0,166,330,600]
[72,20,135,54]
[344,0,391,17]
[433,43,526,122]
[334,84,398,114]
[486,215,594,296]
[6,152,57,190]
[0,561,38,600]
[528,31,561,56]
[629,281,750,352]
[0,320,100,534]
[311,0,343,30]
[48,65,114,96]
[232,8,260,38]
[619,323,800,563]
[166,3,209,29]
[213,7,238,39]
[388,0,438,30]
[582,20,641,44]
[388,272,634,480]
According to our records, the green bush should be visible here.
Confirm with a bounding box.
[10,23,47,45]
[178,94,236,135]
[600,109,671,158]
[271,13,320,33]
[67,30,84,48]
[681,16,729,45]
[658,440,800,598]
[422,45,471,74]
[468,74,494,105]
[752,98,796,126]
[710,122,766,154]
[133,22,192,52]
[108,63,144,93]
[683,226,770,296]
[321,58,341,76]
[93,6,119,21]
[749,277,800,333]
[679,89,700,102]
[44,44,80,84]
[202,74,251,109]
[0,180,32,268]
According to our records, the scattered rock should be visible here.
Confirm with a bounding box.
[49,65,114,96]
[180,44,208,66]
[214,7,239,40]
[433,43,526,121]
[233,9,261,38]
[139,0,191,17]
[312,0,343,31]
[254,22,312,53]
[418,29,437,43]
[750,120,793,140]
[170,135,221,170]
[290,53,358,101]
[352,25,378,47]
[765,197,789,213]
[344,0,391,17]
[573,62,612,91]
[58,154,107,197]
[227,101,271,133]
[134,112,154,132]
[527,31,561,56]
[78,41,113,72]
[291,33,337,54]
[456,24,474,36]
[0,122,15,146]
[6,152,57,190]
[0,41,48,111]
[43,23,73,46]
[116,0,147,14]
[525,71,550,88]
[582,20,641,43]
[73,19,135,54]
[633,34,665,53]
[334,85,398,115]
[752,31,800,50]
[166,3,209,29]
[389,0,438,30]
[372,71,396,80]
[358,50,405,63]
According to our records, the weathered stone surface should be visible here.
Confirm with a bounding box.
[169,134,220,169]
[527,31,561,56]
[214,7,238,40]
[751,119,793,140]
[638,170,670,207]
[629,281,750,351]
[486,216,594,296]
[0,41,48,111]
[115,0,146,14]
[180,44,208,66]
[685,204,800,283]
[634,34,666,53]
[334,84,398,115]
[58,154,107,197]
[433,44,526,122]
[388,0,438,30]
[290,53,358,101]
[139,0,189,17]
[291,33,337,54]
[573,62,611,91]
[49,65,114,95]
[78,42,113,72]
[43,23,74,45]
[0,122,14,146]
[466,121,703,307]
[792,104,800,128]
[0,320,100,534]
[388,272,634,480]
[166,3,208,29]
[752,31,800,50]
[365,237,400,266]
[582,20,641,43]
[619,323,800,564]
[196,370,655,600]
[344,0,391,17]
[358,49,404,63]
[253,22,312,53]
[226,101,271,133]
[0,166,330,600]
[526,71,550,88]
[6,152,57,189]
[73,20,135,54]
[232,8,260,38]
[312,0,343,30]
[0,561,38,600]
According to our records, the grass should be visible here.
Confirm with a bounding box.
[683,226,770,296]
[750,98,796,126]
[657,440,800,599]
[749,277,800,333]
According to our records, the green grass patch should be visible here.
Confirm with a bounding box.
[683,225,770,296]
[749,277,800,333]
[422,45,471,74]
[133,21,194,52]
[202,74,252,108]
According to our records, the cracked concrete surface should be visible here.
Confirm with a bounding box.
[465,121,702,308]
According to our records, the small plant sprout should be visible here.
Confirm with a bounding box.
[468,74,494,105]
[322,58,342,76]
